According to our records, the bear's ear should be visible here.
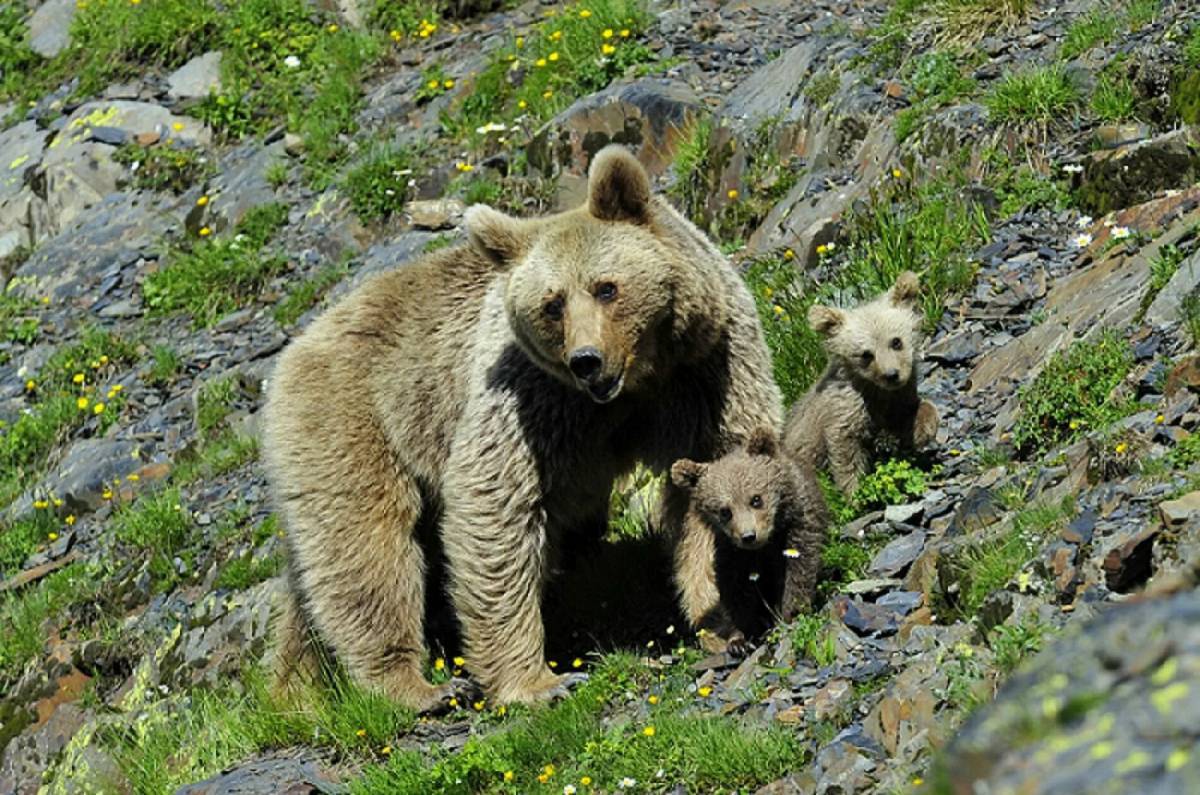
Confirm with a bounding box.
[671,459,707,491]
[588,145,651,224]
[745,427,778,458]
[464,204,531,265]
[808,305,845,337]
[889,271,921,309]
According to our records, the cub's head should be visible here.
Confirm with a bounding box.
[465,146,711,404]
[808,272,922,391]
[670,429,786,551]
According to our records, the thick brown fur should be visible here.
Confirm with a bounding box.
[262,145,781,709]
[783,271,939,495]
[669,429,827,654]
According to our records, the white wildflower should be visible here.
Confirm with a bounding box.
[1061,163,1084,174]
[1111,226,1132,240]
[474,122,508,135]
[1072,233,1093,248]
[783,548,801,558]
[618,778,637,789]
[284,55,301,69]
[1076,215,1093,228]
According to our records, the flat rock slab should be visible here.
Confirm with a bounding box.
[28,0,77,58]
[1160,491,1200,527]
[167,51,223,101]
[175,756,345,795]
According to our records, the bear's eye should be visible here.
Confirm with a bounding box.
[749,495,763,509]
[890,337,903,351]
[594,282,618,302]
[718,506,733,522]
[543,297,564,320]
[860,351,875,364]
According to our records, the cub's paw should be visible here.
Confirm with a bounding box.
[725,631,752,658]
[419,677,483,716]
[499,672,590,706]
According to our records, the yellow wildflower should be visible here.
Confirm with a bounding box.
[77,397,89,410]
[620,28,631,37]
[647,694,658,704]
[93,402,105,414]
[196,195,208,207]
[434,657,445,670]
[580,776,592,786]
[549,51,560,62]
[579,9,591,17]
[601,43,616,55]
[551,30,562,41]
[549,660,558,668]
[443,79,455,89]
[773,305,784,316]
[1155,414,1165,424]
[572,657,583,668]
[99,355,109,365]
[892,167,903,179]
[355,728,367,738]
[73,373,84,384]
[538,774,550,784]
[602,28,614,38]
[102,486,113,500]
[53,498,63,507]
[172,122,184,132]
[199,226,212,237]
[1115,442,1128,454]
[783,248,794,260]
[25,380,35,391]
[427,79,439,89]
[34,500,48,510]
[327,23,339,33]
[643,726,656,737]
[504,771,514,782]
[515,36,524,48]
[543,90,554,99]
[816,244,828,255]
[453,656,465,666]
[544,764,555,776]
[381,746,391,755]
[65,515,76,526]
[727,188,739,200]
[518,99,528,109]
[536,58,547,67]
[127,474,139,482]
[48,532,58,541]
[473,700,485,710]
[448,698,458,708]
[697,686,712,697]
[389,29,401,42]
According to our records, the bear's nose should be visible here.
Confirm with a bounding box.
[884,369,901,383]
[568,347,604,381]
[740,530,757,544]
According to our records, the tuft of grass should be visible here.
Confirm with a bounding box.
[985,65,1080,124]
[788,615,838,667]
[196,376,237,437]
[274,265,349,327]
[945,497,1074,619]
[1137,244,1186,319]
[112,487,191,591]
[214,549,282,591]
[0,4,38,101]
[143,203,289,327]
[1186,24,1200,68]
[173,429,259,485]
[112,142,215,194]
[805,71,841,107]
[147,344,182,386]
[1011,330,1135,456]
[666,117,715,227]
[1060,10,1119,60]
[345,143,417,223]
[988,614,1048,673]
[0,563,100,687]
[0,507,60,578]
[742,253,826,405]
[981,146,1073,218]
[0,286,40,357]
[896,50,977,142]
[1090,73,1137,122]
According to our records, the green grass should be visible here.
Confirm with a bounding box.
[895,50,977,143]
[981,146,1073,218]
[173,430,259,485]
[196,376,237,437]
[143,203,289,326]
[868,0,1032,68]
[0,506,60,578]
[787,615,838,667]
[444,0,656,142]
[345,143,418,223]
[1187,24,1200,67]
[0,287,40,362]
[805,71,840,107]
[112,487,192,591]
[1090,72,1137,122]
[0,329,133,505]
[944,497,1075,619]
[274,265,348,326]
[112,142,215,194]
[102,667,417,794]
[1011,330,1135,456]
[0,563,101,686]
[0,4,38,101]
[846,458,930,517]
[986,65,1081,123]
[1060,9,1119,60]
[667,118,714,227]
[742,253,826,405]
[214,549,282,591]
[1138,244,1186,319]
[988,614,1048,673]
[147,344,182,386]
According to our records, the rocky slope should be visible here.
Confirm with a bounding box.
[1,0,1200,793]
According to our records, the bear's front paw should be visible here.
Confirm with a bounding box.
[725,631,752,658]
[497,671,589,705]
[420,677,483,716]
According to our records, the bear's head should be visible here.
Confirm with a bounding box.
[808,272,922,391]
[670,428,787,550]
[464,146,725,403]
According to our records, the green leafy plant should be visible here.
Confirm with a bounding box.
[1090,72,1137,122]
[113,142,215,194]
[1060,9,1119,60]
[1011,331,1135,456]
[345,143,417,223]
[274,265,348,327]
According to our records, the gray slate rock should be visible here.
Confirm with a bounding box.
[28,0,77,58]
[174,756,345,795]
[167,52,223,101]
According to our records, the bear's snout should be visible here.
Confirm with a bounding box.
[884,368,901,384]
[568,346,604,381]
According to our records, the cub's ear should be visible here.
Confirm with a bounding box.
[464,204,532,265]
[670,459,707,491]
[745,427,778,458]
[889,271,920,309]
[808,305,845,337]
[588,145,651,224]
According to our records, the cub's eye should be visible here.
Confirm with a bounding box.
[595,282,618,302]
[719,507,733,522]
[544,297,564,320]
[749,495,763,509]
[861,351,875,364]
[890,337,903,351]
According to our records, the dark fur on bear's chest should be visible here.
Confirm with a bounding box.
[713,533,788,640]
